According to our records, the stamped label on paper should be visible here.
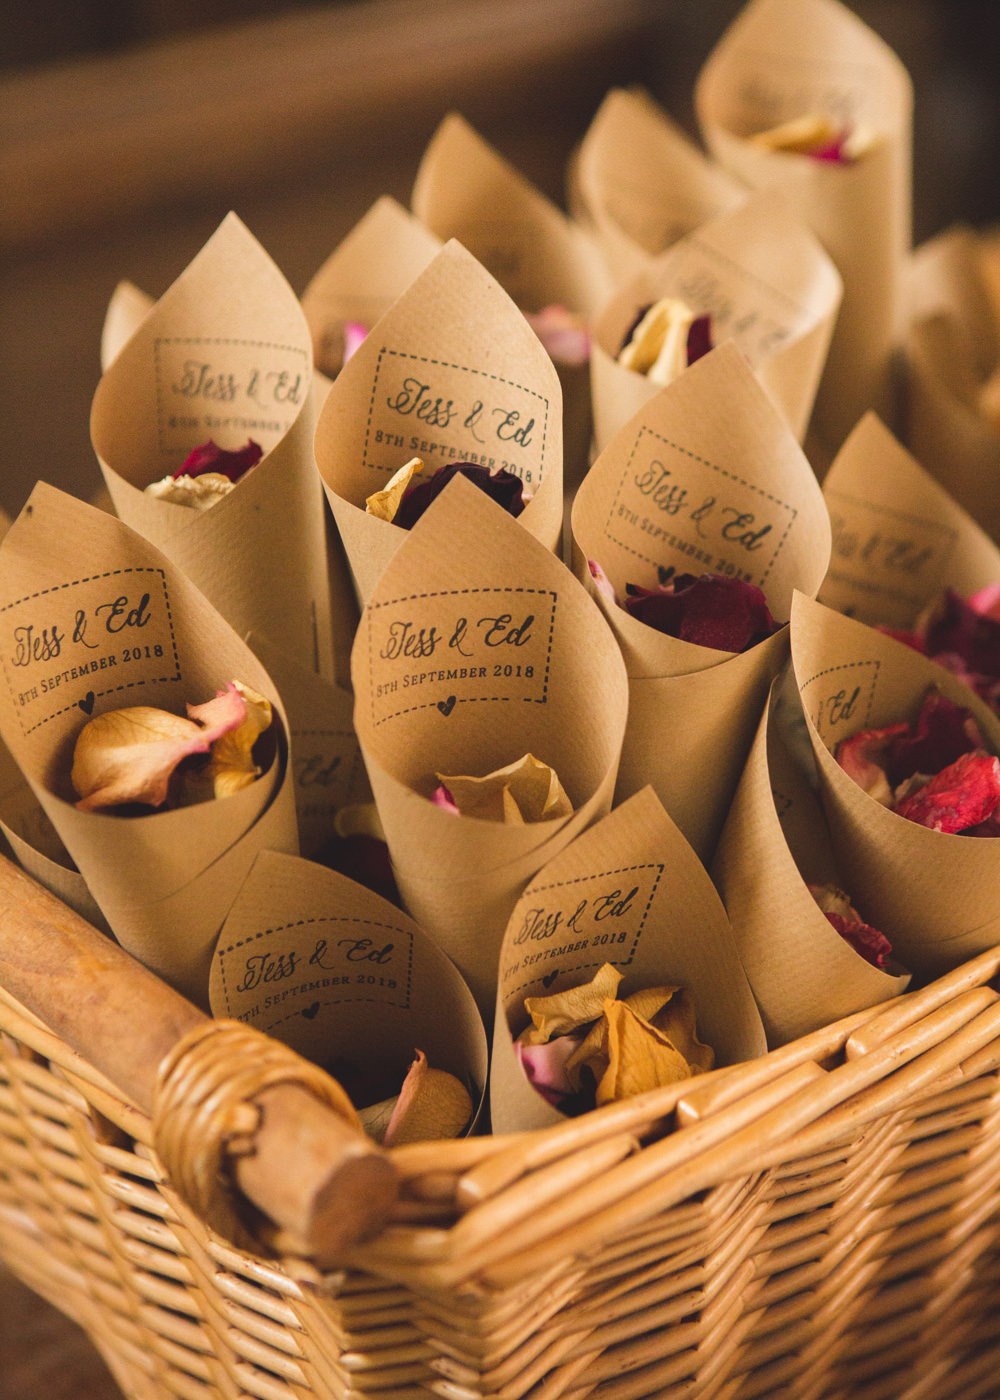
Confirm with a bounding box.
[501,862,663,997]
[366,585,556,725]
[290,728,364,827]
[799,659,880,745]
[664,234,807,364]
[154,336,309,456]
[215,915,416,1034]
[362,347,551,489]
[823,489,957,623]
[605,425,797,587]
[0,568,182,735]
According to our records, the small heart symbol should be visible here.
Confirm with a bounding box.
[542,969,559,989]
[300,1002,320,1020]
[656,565,676,587]
[437,695,457,717]
[78,691,95,715]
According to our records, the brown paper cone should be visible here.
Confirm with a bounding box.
[696,0,912,451]
[301,196,442,380]
[791,592,1000,976]
[351,475,628,1013]
[100,279,155,370]
[91,212,338,682]
[590,189,842,452]
[569,87,746,286]
[713,680,909,1046]
[209,850,487,1126]
[906,227,1000,541]
[412,115,609,489]
[572,341,831,858]
[0,484,298,1003]
[0,737,109,932]
[491,786,766,1133]
[245,630,369,859]
[316,240,564,608]
[821,412,1000,628]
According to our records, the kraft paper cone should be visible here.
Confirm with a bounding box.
[352,476,628,1014]
[100,279,155,370]
[572,342,831,858]
[696,0,912,451]
[245,631,369,859]
[569,87,746,286]
[590,188,842,452]
[413,115,611,487]
[491,787,766,1133]
[0,737,109,931]
[301,197,442,380]
[209,851,487,1127]
[0,484,298,1004]
[906,227,1000,541]
[821,413,1000,629]
[791,592,1000,977]
[91,213,338,682]
[713,681,908,1046]
[316,240,564,608]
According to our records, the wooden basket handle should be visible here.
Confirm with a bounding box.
[0,853,398,1266]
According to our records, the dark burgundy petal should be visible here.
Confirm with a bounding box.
[624,573,778,652]
[887,689,985,787]
[393,462,526,531]
[174,438,263,483]
[924,589,1000,682]
[686,314,713,365]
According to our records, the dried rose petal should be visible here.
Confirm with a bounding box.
[433,754,572,825]
[174,439,263,484]
[617,299,713,387]
[431,783,459,815]
[747,114,876,165]
[365,457,423,523]
[183,682,273,800]
[515,1035,585,1107]
[886,689,985,787]
[522,963,623,1045]
[893,751,1000,833]
[924,589,1000,686]
[835,722,910,807]
[588,559,617,606]
[623,572,779,653]
[343,321,369,364]
[71,681,247,813]
[393,462,526,531]
[524,305,590,367]
[808,883,893,969]
[382,1050,472,1146]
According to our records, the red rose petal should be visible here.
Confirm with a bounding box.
[623,573,778,653]
[887,689,985,786]
[823,911,893,969]
[893,751,1000,833]
[174,439,263,483]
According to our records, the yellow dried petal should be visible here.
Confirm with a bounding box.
[382,1050,473,1146]
[594,1000,697,1106]
[618,297,696,386]
[747,113,840,153]
[523,963,623,1045]
[625,985,715,1074]
[365,456,424,522]
[436,753,573,824]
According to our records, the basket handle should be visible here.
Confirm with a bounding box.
[0,853,398,1266]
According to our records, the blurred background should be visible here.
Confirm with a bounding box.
[0,0,998,514]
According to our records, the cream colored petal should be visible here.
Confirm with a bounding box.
[618,298,696,386]
[746,113,840,154]
[522,963,623,1044]
[435,752,573,824]
[144,471,235,510]
[365,456,425,522]
[71,707,211,811]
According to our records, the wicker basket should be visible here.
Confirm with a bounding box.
[3,853,1000,1400]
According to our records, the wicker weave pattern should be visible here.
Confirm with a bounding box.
[4,944,1000,1399]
